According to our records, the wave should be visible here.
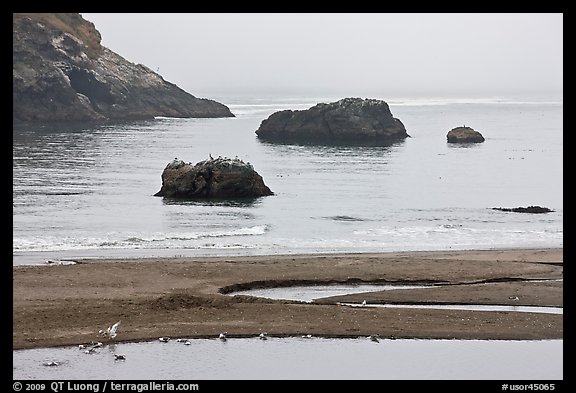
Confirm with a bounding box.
[12,225,270,252]
[321,215,367,222]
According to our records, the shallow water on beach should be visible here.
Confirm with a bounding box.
[231,283,436,302]
[230,283,563,314]
[13,93,563,265]
[13,337,563,380]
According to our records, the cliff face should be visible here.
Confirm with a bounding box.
[13,13,234,122]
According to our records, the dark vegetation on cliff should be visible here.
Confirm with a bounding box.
[13,13,234,122]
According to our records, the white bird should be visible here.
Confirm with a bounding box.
[301,334,313,339]
[361,300,367,307]
[184,340,192,345]
[99,321,120,339]
[509,296,519,301]
[259,332,268,340]
[369,334,380,343]
[78,344,85,350]
[43,360,60,367]
[159,337,171,343]
[107,321,121,339]
[219,332,227,341]
[114,354,126,360]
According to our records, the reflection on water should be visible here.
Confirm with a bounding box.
[161,197,264,208]
[13,337,562,380]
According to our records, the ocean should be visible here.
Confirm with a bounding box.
[12,93,563,265]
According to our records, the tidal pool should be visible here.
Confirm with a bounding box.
[230,283,562,314]
[13,337,562,380]
[230,283,435,303]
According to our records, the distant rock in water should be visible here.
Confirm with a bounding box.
[492,206,554,214]
[446,126,485,143]
[13,13,234,122]
[255,97,410,145]
[154,157,274,199]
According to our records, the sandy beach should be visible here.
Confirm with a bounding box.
[12,248,563,350]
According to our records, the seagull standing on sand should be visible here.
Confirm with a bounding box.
[219,332,227,341]
[259,332,268,340]
[361,300,367,307]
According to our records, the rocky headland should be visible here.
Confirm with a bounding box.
[13,13,234,122]
[154,157,273,199]
[255,97,409,145]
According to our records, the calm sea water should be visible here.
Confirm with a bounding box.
[12,93,563,265]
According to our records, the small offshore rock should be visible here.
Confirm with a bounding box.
[447,126,485,143]
[492,206,554,214]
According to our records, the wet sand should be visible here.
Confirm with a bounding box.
[12,248,563,350]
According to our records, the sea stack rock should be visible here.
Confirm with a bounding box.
[13,13,234,122]
[446,126,485,143]
[255,97,409,145]
[154,157,274,199]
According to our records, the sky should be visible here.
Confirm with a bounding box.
[80,13,563,98]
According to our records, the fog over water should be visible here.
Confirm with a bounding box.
[80,13,563,97]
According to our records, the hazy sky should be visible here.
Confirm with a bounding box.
[81,13,563,97]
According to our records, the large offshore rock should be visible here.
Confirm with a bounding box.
[154,157,274,199]
[13,13,234,122]
[255,97,409,145]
